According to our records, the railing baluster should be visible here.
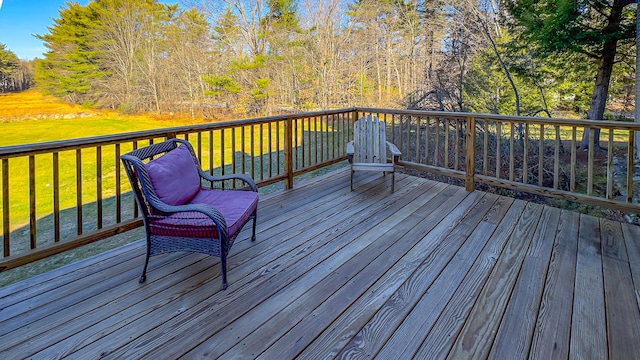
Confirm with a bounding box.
[221,129,226,178]
[415,116,420,163]
[553,126,560,189]
[294,119,299,169]
[509,122,515,181]
[132,141,138,218]
[523,123,529,184]
[53,152,60,242]
[627,130,635,203]
[606,129,614,199]
[434,118,440,167]
[197,132,202,164]
[259,124,264,180]
[2,158,9,256]
[496,122,501,179]
[314,116,319,165]
[444,118,450,169]
[231,127,237,185]
[275,123,280,174]
[115,144,121,224]
[285,118,293,189]
[76,149,82,236]
[571,127,576,192]
[483,120,488,175]
[453,119,461,171]
[538,124,544,187]
[29,155,36,249]
[268,122,273,177]
[425,116,431,165]
[209,130,214,176]
[587,127,595,196]
[96,146,103,229]
[241,126,246,175]
[306,117,311,168]
[250,125,256,178]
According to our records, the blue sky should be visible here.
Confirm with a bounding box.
[0,0,91,60]
[0,0,176,60]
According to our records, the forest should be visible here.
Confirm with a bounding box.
[0,0,636,123]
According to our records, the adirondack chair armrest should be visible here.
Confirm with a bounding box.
[346,141,354,163]
[386,141,401,163]
[386,141,401,156]
[346,141,354,155]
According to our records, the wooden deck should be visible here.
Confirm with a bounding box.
[1,168,640,359]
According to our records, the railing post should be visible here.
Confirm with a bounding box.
[284,118,294,189]
[465,116,476,192]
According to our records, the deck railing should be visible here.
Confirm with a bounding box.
[0,110,353,271]
[358,108,640,214]
[2,107,639,272]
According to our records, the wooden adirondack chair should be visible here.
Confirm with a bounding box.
[347,115,401,192]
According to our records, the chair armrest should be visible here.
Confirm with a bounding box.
[199,172,258,192]
[346,141,354,155]
[386,141,401,156]
[150,202,229,238]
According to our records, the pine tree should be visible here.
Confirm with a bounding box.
[505,0,636,148]
[35,2,104,104]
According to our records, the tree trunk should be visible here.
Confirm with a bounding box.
[580,0,627,150]
[580,38,617,150]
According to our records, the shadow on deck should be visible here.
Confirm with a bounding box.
[1,168,639,359]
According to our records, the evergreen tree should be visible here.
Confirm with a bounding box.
[504,0,636,148]
[35,2,104,104]
[0,44,20,92]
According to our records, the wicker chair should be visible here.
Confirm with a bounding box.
[121,138,258,290]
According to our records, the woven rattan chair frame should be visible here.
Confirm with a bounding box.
[121,138,258,290]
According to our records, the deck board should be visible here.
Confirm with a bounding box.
[1,168,640,359]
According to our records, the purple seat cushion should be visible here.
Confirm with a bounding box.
[149,189,259,238]
[145,145,201,206]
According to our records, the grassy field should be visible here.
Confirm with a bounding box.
[0,91,208,285]
[0,90,206,145]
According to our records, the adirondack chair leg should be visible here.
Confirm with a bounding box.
[350,169,354,191]
[391,171,395,193]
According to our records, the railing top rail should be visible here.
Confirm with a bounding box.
[358,107,640,130]
[0,108,356,158]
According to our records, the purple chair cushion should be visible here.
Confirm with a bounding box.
[148,189,259,238]
[145,145,201,206]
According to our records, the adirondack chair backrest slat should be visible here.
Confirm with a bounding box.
[353,115,386,164]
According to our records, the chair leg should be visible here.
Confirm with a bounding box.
[350,169,354,191]
[391,171,395,193]
[139,235,152,283]
[220,253,229,290]
[251,212,257,242]
[139,250,150,283]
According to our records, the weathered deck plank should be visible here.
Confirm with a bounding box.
[601,219,640,360]
[1,168,639,359]
[571,215,607,360]
[528,209,579,359]
[446,202,544,359]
